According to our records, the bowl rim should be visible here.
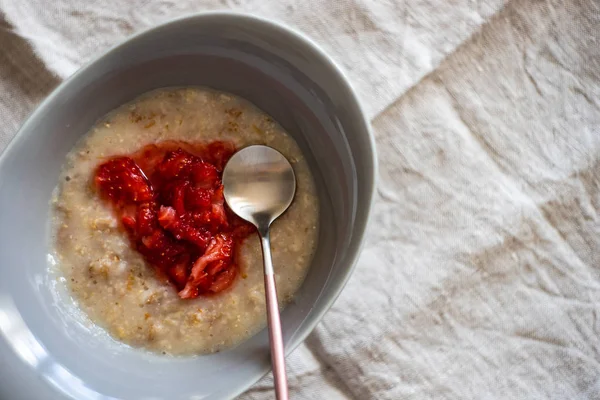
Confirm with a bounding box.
[0,10,378,399]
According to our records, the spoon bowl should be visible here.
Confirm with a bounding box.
[223,145,296,232]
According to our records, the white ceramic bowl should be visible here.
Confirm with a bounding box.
[0,12,376,400]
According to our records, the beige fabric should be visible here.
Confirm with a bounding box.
[1,0,600,398]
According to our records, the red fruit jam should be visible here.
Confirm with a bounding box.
[94,140,255,299]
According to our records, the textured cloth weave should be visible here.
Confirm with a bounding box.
[1,0,599,398]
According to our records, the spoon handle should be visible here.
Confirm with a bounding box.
[259,231,289,400]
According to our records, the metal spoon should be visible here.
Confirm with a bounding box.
[222,145,295,400]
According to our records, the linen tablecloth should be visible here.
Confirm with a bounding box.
[1,0,599,398]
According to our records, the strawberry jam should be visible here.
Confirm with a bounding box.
[94,140,255,299]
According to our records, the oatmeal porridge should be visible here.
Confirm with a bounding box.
[50,87,319,355]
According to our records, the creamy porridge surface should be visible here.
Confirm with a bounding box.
[50,87,319,355]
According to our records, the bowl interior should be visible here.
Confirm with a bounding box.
[0,14,374,400]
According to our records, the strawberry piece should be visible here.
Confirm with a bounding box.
[156,148,199,180]
[159,211,212,250]
[136,202,156,236]
[172,181,188,215]
[210,185,229,229]
[209,267,237,293]
[179,233,232,299]
[186,186,213,209]
[202,141,235,171]
[138,230,186,270]
[182,225,212,249]
[122,215,137,232]
[232,223,256,241]
[191,209,213,227]
[191,162,219,188]
[168,256,191,289]
[157,205,176,228]
[95,157,153,204]
[132,144,169,176]
[206,260,227,276]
